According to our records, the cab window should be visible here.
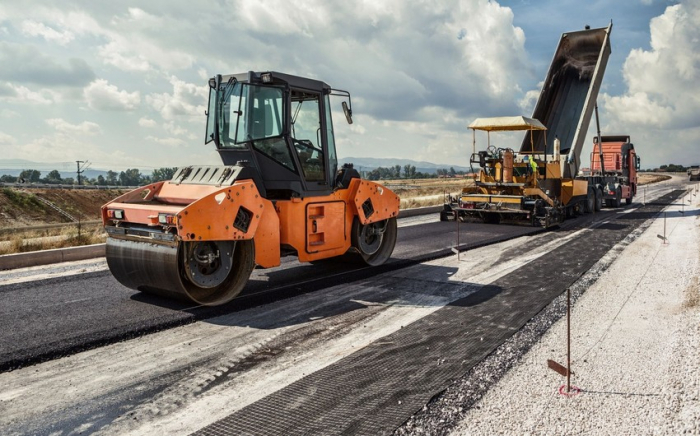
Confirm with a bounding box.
[291,91,324,182]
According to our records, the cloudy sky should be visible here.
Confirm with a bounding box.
[0,0,697,173]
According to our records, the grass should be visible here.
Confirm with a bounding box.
[0,225,106,255]
[2,188,45,211]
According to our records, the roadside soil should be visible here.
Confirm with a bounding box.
[0,188,121,228]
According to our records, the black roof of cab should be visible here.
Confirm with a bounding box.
[217,71,331,94]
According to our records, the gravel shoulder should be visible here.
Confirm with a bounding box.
[444,192,700,434]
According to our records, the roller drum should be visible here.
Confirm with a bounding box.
[106,237,255,306]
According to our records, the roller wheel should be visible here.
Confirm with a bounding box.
[180,239,254,306]
[594,187,603,212]
[352,217,397,266]
[584,187,595,213]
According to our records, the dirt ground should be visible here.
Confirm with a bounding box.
[638,173,672,185]
[0,188,122,228]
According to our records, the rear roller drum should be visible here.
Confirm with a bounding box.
[352,217,397,266]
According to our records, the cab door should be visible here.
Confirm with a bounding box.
[290,90,334,193]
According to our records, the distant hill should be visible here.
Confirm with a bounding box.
[339,157,470,174]
[0,157,471,179]
[0,159,115,180]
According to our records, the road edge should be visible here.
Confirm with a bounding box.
[0,206,444,270]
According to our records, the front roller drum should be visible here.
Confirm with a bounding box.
[106,237,254,306]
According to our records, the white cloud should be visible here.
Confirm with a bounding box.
[139,117,157,127]
[145,135,188,148]
[518,83,543,115]
[0,41,95,87]
[11,135,141,168]
[602,0,700,167]
[46,118,101,135]
[0,1,621,169]
[0,83,55,104]
[146,76,207,120]
[0,131,15,145]
[96,8,195,72]
[98,39,152,72]
[0,109,19,118]
[163,121,196,139]
[604,2,700,130]
[83,79,140,111]
[20,20,74,45]
[197,68,209,81]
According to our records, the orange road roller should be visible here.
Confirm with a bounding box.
[102,71,400,306]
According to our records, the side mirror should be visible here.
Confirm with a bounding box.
[342,101,353,125]
[636,156,641,170]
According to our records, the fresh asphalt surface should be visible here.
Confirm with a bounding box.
[0,179,687,372]
[0,217,540,371]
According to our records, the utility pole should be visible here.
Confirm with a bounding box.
[76,160,90,185]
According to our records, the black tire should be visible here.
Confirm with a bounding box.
[439,211,449,222]
[584,188,595,213]
[614,187,622,207]
[565,205,575,219]
[181,239,254,306]
[625,196,632,205]
[352,217,397,266]
[482,213,501,224]
[594,187,603,212]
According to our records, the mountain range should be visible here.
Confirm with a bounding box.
[0,157,471,179]
[338,157,470,174]
[0,159,110,180]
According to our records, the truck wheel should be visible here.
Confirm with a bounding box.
[625,196,632,205]
[482,213,501,224]
[614,187,622,208]
[594,187,603,212]
[584,187,595,213]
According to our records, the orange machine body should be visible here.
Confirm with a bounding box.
[102,177,399,268]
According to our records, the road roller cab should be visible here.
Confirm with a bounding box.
[102,71,400,306]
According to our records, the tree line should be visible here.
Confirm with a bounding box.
[0,167,178,186]
[657,164,693,172]
[364,165,467,181]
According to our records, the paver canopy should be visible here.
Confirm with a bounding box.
[468,116,547,132]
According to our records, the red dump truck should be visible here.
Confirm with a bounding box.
[578,135,640,209]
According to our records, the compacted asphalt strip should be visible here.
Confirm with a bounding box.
[191,191,683,436]
[0,216,538,372]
